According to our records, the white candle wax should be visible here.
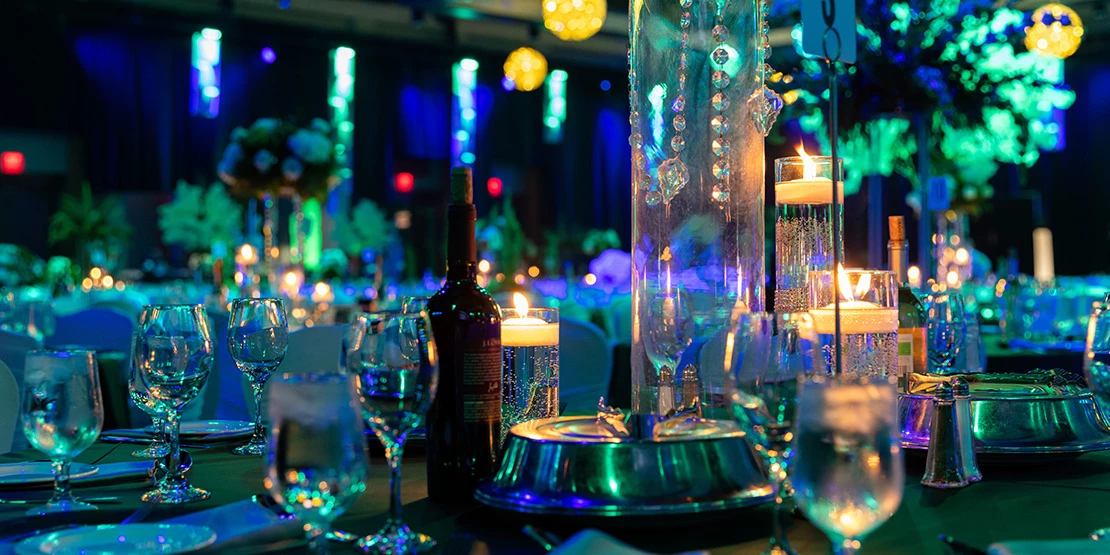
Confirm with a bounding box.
[810,300,898,335]
[775,178,845,205]
[502,316,559,347]
[1033,227,1054,283]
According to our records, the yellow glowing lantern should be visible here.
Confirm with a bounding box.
[1025,4,1083,59]
[543,0,606,41]
[503,47,548,92]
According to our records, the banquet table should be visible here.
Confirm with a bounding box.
[4,442,1110,554]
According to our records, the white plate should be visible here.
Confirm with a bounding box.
[16,524,217,555]
[0,462,97,486]
[145,420,252,438]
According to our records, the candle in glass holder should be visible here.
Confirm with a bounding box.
[500,293,559,444]
[775,146,844,313]
[809,267,899,381]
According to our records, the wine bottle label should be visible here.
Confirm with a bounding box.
[462,340,502,423]
[897,331,914,376]
[911,327,926,374]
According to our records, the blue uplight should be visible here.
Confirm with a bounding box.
[261,47,276,64]
[600,80,611,91]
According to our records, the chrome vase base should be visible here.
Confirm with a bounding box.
[476,416,773,517]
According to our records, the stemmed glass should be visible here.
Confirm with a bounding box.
[127,333,169,459]
[20,350,104,515]
[265,372,369,555]
[925,288,967,373]
[792,376,904,554]
[134,304,214,503]
[228,298,289,456]
[723,311,816,555]
[346,311,438,554]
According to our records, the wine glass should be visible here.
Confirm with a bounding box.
[1084,298,1110,423]
[127,333,170,459]
[723,311,816,555]
[20,349,104,515]
[346,311,438,554]
[134,304,214,504]
[792,376,904,554]
[228,298,289,456]
[925,288,967,373]
[266,372,369,555]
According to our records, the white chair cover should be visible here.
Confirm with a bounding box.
[247,325,348,421]
[559,317,613,412]
[0,360,18,455]
[0,330,40,452]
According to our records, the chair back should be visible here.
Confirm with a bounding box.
[558,317,613,413]
[247,325,348,420]
[48,308,135,353]
[608,295,633,344]
[0,360,18,455]
[0,330,39,452]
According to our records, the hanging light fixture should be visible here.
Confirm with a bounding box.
[1024,4,1084,59]
[543,0,606,41]
[503,47,548,92]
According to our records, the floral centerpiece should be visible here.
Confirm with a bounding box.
[769,0,1075,212]
[218,118,339,200]
[158,180,243,253]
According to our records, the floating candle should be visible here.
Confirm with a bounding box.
[501,293,559,347]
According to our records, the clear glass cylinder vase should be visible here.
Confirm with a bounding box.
[629,0,778,414]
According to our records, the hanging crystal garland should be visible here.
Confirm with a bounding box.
[655,0,693,206]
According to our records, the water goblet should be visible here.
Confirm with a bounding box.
[1084,298,1110,424]
[792,376,904,554]
[724,311,817,555]
[265,372,369,555]
[20,349,104,515]
[127,332,170,458]
[346,311,438,554]
[228,298,289,456]
[925,288,967,373]
[135,304,214,504]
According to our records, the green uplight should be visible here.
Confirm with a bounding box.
[460,58,479,72]
[551,69,568,81]
[335,47,356,60]
[460,152,476,164]
[201,28,222,41]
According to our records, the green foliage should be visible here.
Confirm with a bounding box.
[157,180,243,253]
[477,196,525,275]
[581,229,622,257]
[333,199,390,257]
[48,182,131,258]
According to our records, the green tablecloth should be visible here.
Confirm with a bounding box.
[4,442,1110,554]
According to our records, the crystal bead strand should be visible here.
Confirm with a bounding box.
[656,0,693,206]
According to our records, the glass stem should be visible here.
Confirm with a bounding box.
[251,379,266,443]
[51,459,73,504]
[386,436,407,525]
[768,460,794,554]
[165,412,183,485]
[307,525,329,555]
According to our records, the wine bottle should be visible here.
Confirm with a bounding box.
[889,216,927,389]
[426,167,503,502]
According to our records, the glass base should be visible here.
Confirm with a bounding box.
[132,443,170,459]
[141,481,210,504]
[26,498,98,516]
[357,522,436,555]
[232,438,266,456]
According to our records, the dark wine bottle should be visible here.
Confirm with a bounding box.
[889,216,926,390]
[426,167,503,502]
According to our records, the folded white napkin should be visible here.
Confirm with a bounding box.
[988,540,1110,555]
[551,530,708,555]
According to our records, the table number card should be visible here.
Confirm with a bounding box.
[801,0,857,64]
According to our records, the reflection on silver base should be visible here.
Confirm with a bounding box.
[476,416,773,517]
[901,380,1110,454]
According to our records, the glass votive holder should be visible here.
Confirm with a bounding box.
[499,305,559,443]
[808,269,898,381]
[774,154,844,314]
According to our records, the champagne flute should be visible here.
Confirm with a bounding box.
[724,311,817,555]
[128,332,170,458]
[266,372,369,555]
[925,288,967,373]
[346,311,438,554]
[228,298,289,456]
[792,377,904,554]
[21,349,104,515]
[135,304,214,504]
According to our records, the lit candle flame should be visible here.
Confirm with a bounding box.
[837,264,855,302]
[240,244,255,262]
[854,272,871,299]
[513,292,530,319]
[797,143,816,179]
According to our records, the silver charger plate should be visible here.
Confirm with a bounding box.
[901,380,1110,455]
[476,416,773,517]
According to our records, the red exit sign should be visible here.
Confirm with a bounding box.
[0,152,24,175]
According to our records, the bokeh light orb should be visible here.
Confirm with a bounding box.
[1024,4,1083,59]
[543,0,606,41]
[503,47,548,92]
